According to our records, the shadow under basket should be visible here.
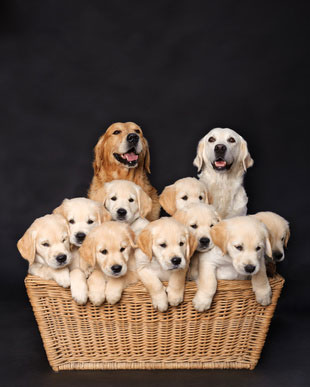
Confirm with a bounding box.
[25,274,284,371]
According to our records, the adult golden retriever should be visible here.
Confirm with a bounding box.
[88,122,160,221]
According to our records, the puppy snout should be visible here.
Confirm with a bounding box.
[56,254,67,264]
[273,251,283,262]
[244,264,256,274]
[111,264,122,274]
[75,232,86,243]
[117,208,127,218]
[214,144,227,154]
[171,256,182,266]
[199,237,210,247]
[127,133,139,145]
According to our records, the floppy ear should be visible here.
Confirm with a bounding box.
[159,185,176,215]
[91,185,108,205]
[240,137,254,171]
[284,228,290,248]
[17,226,37,264]
[96,203,111,224]
[137,228,153,259]
[265,237,273,258]
[210,222,228,255]
[53,199,68,217]
[186,231,198,260]
[204,188,209,204]
[173,209,187,226]
[193,137,206,174]
[126,226,138,249]
[79,234,96,267]
[93,134,106,175]
[142,137,151,174]
[137,187,152,218]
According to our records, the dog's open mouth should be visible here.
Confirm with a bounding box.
[113,148,139,167]
[212,158,232,171]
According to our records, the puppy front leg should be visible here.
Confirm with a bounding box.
[193,260,217,312]
[138,268,168,312]
[87,269,106,306]
[167,269,187,306]
[251,260,272,306]
[70,269,88,305]
[106,277,126,305]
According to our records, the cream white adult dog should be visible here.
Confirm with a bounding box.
[159,177,209,215]
[17,214,72,287]
[136,217,197,312]
[79,222,137,306]
[91,179,152,235]
[53,197,111,304]
[193,127,254,219]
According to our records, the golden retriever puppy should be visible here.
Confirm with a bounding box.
[53,197,111,304]
[91,180,152,235]
[159,177,209,215]
[88,122,160,221]
[193,128,253,219]
[79,222,137,306]
[17,214,72,287]
[136,218,197,312]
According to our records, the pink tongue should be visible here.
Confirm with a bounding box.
[215,161,226,167]
[125,152,138,162]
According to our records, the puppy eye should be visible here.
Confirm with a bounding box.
[128,198,134,202]
[235,245,243,251]
[182,195,188,201]
[210,224,214,228]
[160,243,167,248]
[228,137,236,143]
[191,224,198,229]
[69,219,75,224]
[199,196,203,200]
[111,196,117,201]
[101,249,108,255]
[208,136,216,142]
[113,130,121,135]
[120,247,125,252]
[62,237,67,243]
[281,237,285,241]
[179,242,184,246]
[135,129,140,134]
[42,242,50,247]
[87,219,94,224]
[256,246,261,251]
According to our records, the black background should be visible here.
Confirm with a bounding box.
[1,1,310,386]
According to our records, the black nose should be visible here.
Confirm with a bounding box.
[171,257,182,266]
[215,144,227,154]
[111,264,122,274]
[117,208,127,217]
[75,232,86,242]
[56,254,67,263]
[273,251,283,261]
[244,264,256,273]
[199,237,210,247]
[127,133,139,145]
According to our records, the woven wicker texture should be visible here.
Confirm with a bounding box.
[25,274,284,371]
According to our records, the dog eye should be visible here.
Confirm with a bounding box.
[191,224,198,229]
[62,237,67,243]
[228,137,236,143]
[256,246,261,251]
[135,129,140,134]
[69,219,75,224]
[179,242,184,246]
[42,242,50,247]
[120,247,125,252]
[160,243,167,248]
[281,237,285,241]
[101,249,108,255]
[128,198,134,202]
[87,219,94,224]
[182,195,188,201]
[111,196,117,201]
[199,196,203,200]
[113,130,121,135]
[235,245,243,251]
[208,137,216,143]
[210,224,214,228]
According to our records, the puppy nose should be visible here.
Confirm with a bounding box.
[171,257,182,266]
[244,264,256,273]
[111,264,122,274]
[75,232,86,242]
[117,208,127,217]
[56,254,67,263]
[215,144,227,153]
[199,237,210,247]
[273,251,283,261]
[127,133,139,145]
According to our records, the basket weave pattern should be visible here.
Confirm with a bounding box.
[25,274,284,371]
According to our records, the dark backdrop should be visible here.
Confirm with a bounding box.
[1,1,309,386]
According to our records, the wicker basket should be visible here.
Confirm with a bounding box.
[25,274,284,371]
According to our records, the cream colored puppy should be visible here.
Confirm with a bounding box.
[91,179,152,235]
[159,177,209,215]
[136,217,197,312]
[193,128,253,219]
[17,214,72,287]
[79,222,137,306]
[53,197,111,304]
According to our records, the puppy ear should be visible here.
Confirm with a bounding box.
[137,187,152,218]
[91,185,108,206]
[193,137,206,174]
[17,226,37,264]
[186,231,198,260]
[240,137,254,171]
[53,199,68,217]
[142,137,151,174]
[173,209,187,226]
[265,237,273,258]
[93,134,106,175]
[79,234,96,267]
[137,228,153,259]
[284,228,290,248]
[126,226,137,249]
[159,185,176,215]
[204,189,209,204]
[210,222,228,255]
[96,202,111,224]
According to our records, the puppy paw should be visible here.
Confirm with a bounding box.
[255,289,272,306]
[55,269,70,288]
[193,292,213,312]
[152,294,168,312]
[106,291,122,305]
[71,283,88,305]
[88,290,105,306]
[167,289,184,306]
